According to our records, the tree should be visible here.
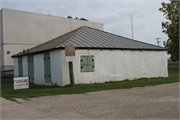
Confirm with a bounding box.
[67,15,72,19]
[67,15,88,21]
[74,17,78,20]
[79,17,88,21]
[159,1,179,61]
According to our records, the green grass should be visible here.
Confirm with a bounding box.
[1,65,179,99]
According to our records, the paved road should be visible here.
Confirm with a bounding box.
[1,82,179,119]
[1,97,58,120]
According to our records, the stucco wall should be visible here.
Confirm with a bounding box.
[13,50,63,86]
[34,54,44,85]
[13,49,168,86]
[1,8,103,66]
[34,53,51,86]
[61,49,168,85]
[13,57,18,77]
[22,56,28,77]
[50,50,63,86]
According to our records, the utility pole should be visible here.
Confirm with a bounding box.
[155,38,161,46]
[131,15,133,39]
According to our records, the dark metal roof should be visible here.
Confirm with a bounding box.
[12,26,167,57]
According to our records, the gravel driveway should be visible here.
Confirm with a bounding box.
[16,83,179,119]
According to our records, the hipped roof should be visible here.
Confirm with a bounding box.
[12,26,167,58]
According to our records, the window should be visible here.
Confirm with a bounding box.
[81,56,94,72]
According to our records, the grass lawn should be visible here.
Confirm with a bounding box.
[1,65,179,100]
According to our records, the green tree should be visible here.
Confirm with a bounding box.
[74,17,78,20]
[67,15,72,19]
[79,17,88,21]
[159,1,179,61]
[67,15,88,21]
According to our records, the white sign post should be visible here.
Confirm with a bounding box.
[13,77,29,90]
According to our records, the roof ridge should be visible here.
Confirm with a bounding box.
[84,26,165,49]
[56,26,85,48]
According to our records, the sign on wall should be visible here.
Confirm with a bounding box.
[65,45,75,56]
[65,45,75,62]
[13,77,29,90]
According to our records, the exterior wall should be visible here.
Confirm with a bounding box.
[13,57,18,77]
[3,45,35,66]
[50,50,63,86]
[61,49,168,85]
[0,9,3,66]
[1,8,103,66]
[70,19,103,32]
[22,56,28,77]
[13,49,168,86]
[13,50,63,86]
[34,53,51,86]
[34,54,44,85]
[47,16,70,40]
[1,9,6,66]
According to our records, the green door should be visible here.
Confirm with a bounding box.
[44,51,51,83]
[28,55,34,83]
[69,62,75,87]
[18,57,23,77]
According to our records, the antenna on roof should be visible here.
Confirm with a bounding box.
[131,15,133,39]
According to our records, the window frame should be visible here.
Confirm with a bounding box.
[80,55,95,72]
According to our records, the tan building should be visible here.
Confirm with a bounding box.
[0,8,103,68]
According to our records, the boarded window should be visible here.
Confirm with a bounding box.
[18,57,23,77]
[81,56,94,72]
[44,51,51,83]
[28,55,34,83]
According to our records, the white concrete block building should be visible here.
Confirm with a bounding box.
[12,26,168,86]
[0,8,103,68]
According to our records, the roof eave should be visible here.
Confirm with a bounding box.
[11,47,61,58]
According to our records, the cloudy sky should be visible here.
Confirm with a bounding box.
[0,0,170,46]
